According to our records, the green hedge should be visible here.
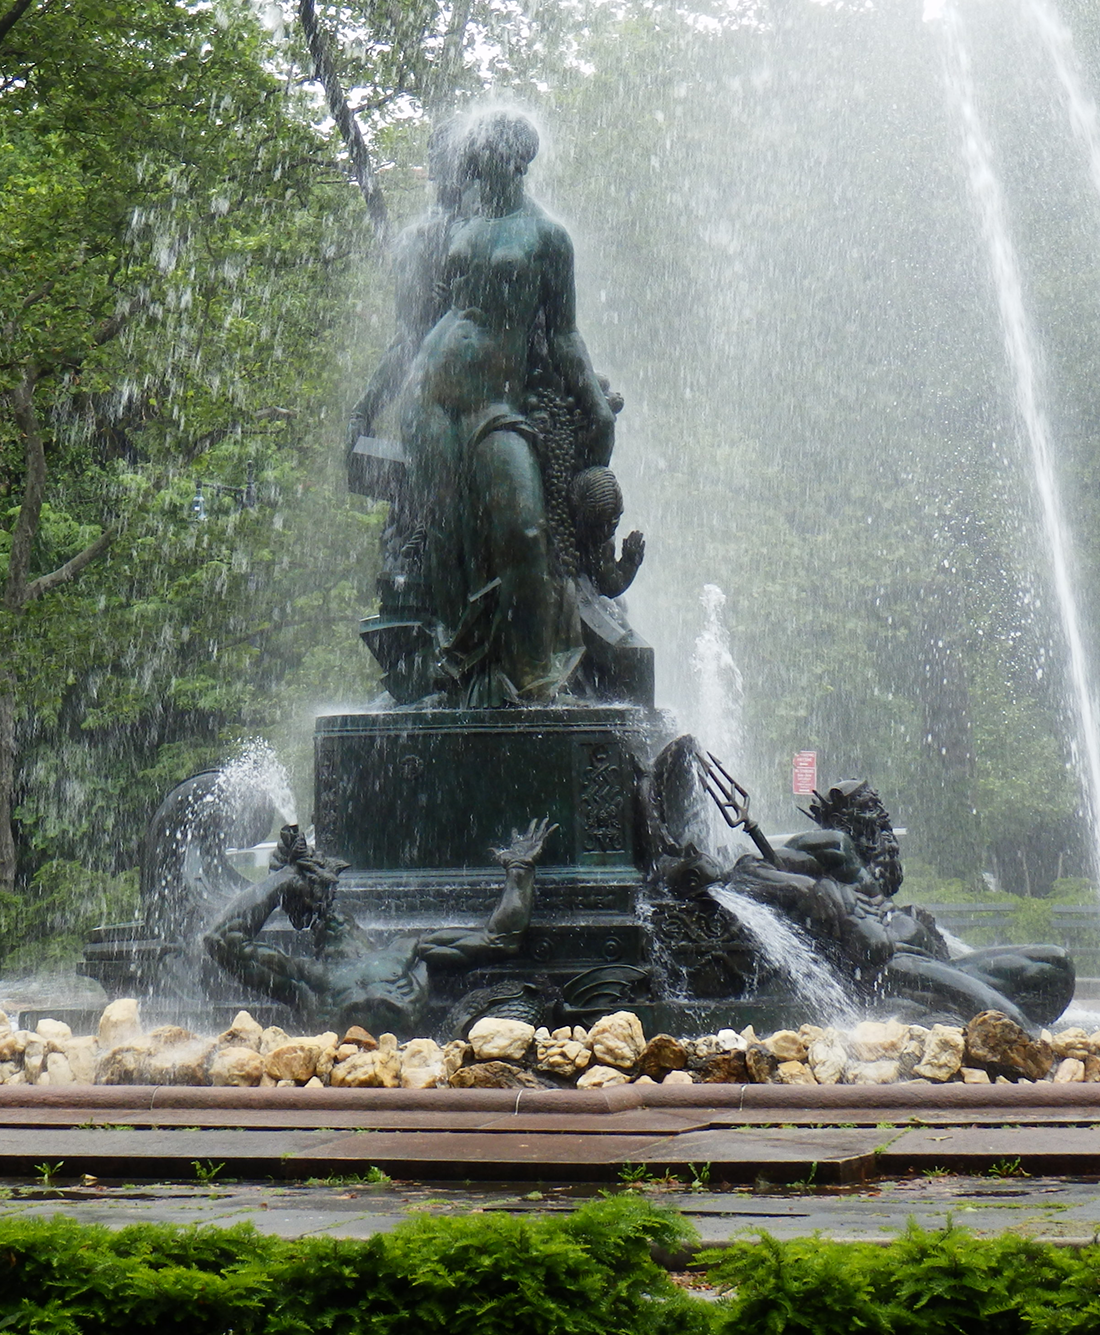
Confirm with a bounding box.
[6,1207,1100,1333]
[700,1224,1100,1333]
[0,1195,708,1334]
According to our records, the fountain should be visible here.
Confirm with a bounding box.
[66,107,1074,1051]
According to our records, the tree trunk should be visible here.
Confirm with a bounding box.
[0,681,15,898]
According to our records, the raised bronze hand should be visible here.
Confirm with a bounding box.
[495,816,559,868]
[621,530,645,571]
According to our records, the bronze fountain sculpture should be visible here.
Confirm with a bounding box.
[82,110,1074,1041]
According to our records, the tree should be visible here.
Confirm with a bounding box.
[0,0,400,917]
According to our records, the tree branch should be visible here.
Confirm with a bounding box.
[22,528,113,602]
[297,0,388,243]
[0,0,37,48]
[425,0,473,117]
[3,367,45,611]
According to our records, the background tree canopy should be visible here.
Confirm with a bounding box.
[2,0,1100,967]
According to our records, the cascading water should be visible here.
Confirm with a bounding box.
[709,885,855,1024]
[935,0,1100,882]
[216,739,297,833]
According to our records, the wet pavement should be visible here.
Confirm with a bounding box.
[4,1172,1100,1246]
[2,1083,1100,1245]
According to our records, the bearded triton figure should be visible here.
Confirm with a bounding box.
[349,110,644,706]
[652,747,1075,1031]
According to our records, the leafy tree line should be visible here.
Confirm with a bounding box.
[530,0,1100,897]
[0,0,399,954]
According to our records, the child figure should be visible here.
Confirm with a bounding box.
[569,466,645,597]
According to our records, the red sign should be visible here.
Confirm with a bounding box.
[792,750,817,796]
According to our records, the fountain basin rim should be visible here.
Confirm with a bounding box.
[0,1082,1096,1114]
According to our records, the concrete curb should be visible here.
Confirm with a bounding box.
[0,1081,1096,1113]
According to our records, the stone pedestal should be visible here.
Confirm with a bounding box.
[314,705,648,875]
[313,705,655,1025]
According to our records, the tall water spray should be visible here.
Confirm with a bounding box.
[689,584,743,768]
[1025,0,1100,202]
[936,1,1100,882]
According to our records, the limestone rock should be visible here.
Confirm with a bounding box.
[960,1066,991,1084]
[400,1038,445,1089]
[965,1010,1053,1082]
[342,1026,378,1050]
[442,1040,471,1080]
[535,1038,591,1078]
[0,1010,11,1036]
[807,1030,847,1085]
[0,1062,19,1083]
[146,1039,215,1086]
[777,1060,817,1085]
[36,1019,72,1047]
[697,1051,749,1083]
[63,1037,97,1084]
[467,1017,535,1062]
[209,1046,264,1087]
[688,1035,725,1066]
[844,1059,900,1085]
[662,1069,695,1085]
[764,1030,806,1063]
[1053,1028,1094,1061]
[99,999,142,1049]
[1086,1055,1100,1083]
[45,1052,74,1085]
[745,1043,780,1084]
[716,1028,747,1052]
[304,1076,323,1088]
[265,1041,319,1084]
[95,1040,157,1085]
[148,1026,197,1050]
[0,1032,20,1063]
[449,1061,540,1089]
[330,1047,401,1088]
[259,1026,291,1056]
[637,1034,688,1079]
[913,1025,965,1082]
[587,1012,646,1070]
[315,1046,338,1083]
[799,1024,825,1045]
[575,1064,631,1089]
[217,1011,263,1052]
[848,1019,907,1062]
[1054,1057,1086,1083]
[897,1036,927,1079]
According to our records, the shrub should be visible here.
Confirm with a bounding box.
[0,1195,714,1335]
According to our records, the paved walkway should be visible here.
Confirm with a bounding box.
[0,1083,1098,1243]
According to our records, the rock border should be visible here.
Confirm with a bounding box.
[2,1000,1095,1097]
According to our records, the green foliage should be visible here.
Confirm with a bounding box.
[0,861,138,971]
[705,1232,897,1333]
[703,1224,1087,1334]
[0,1197,712,1334]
